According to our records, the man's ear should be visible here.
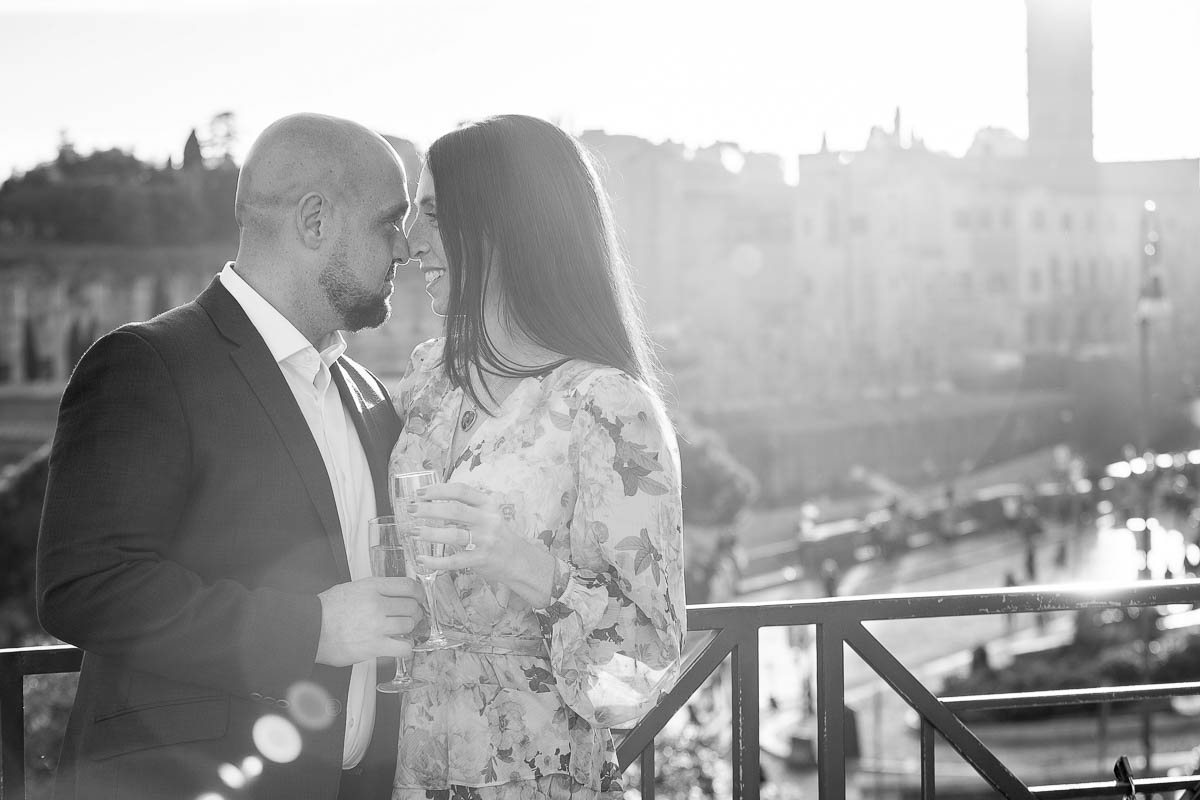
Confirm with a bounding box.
[296,192,327,250]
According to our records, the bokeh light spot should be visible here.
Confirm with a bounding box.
[287,680,337,731]
[217,763,245,789]
[195,794,225,800]
[241,756,264,779]
[253,714,302,764]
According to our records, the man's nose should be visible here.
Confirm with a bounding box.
[394,232,412,262]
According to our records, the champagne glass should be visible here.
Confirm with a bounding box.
[369,516,414,693]
[391,470,462,651]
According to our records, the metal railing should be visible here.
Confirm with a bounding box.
[5,581,1200,799]
[0,645,81,800]
[617,579,1200,800]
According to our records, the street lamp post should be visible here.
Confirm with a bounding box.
[1134,198,1167,772]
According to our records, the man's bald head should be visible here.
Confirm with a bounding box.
[234,112,402,240]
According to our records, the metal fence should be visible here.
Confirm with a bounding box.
[617,579,1200,800]
[4,581,1200,799]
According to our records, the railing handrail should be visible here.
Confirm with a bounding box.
[685,577,1200,625]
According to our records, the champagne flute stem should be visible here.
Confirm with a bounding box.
[422,574,448,642]
[398,657,412,690]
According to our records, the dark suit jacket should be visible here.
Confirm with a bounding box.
[36,277,403,800]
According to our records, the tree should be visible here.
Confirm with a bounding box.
[678,416,760,527]
[0,135,238,245]
[182,129,204,171]
[676,415,760,604]
[203,111,238,167]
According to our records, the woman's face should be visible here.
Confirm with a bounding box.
[407,165,450,316]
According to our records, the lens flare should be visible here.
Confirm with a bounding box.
[253,714,302,764]
[217,764,245,789]
[241,756,264,779]
[1105,462,1132,479]
[287,680,337,731]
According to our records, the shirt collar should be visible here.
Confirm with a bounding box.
[219,262,346,371]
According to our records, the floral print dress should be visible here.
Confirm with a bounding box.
[387,339,685,800]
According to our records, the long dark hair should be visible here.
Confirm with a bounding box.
[426,114,661,410]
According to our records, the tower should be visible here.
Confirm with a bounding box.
[1025,0,1094,164]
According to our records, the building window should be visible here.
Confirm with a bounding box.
[1085,211,1096,232]
[1025,313,1039,345]
[1076,312,1090,343]
[1087,258,1098,290]
[1071,260,1081,292]
[1029,270,1043,294]
[826,198,841,244]
[1031,209,1046,231]
[1049,257,1062,291]
[1047,315,1061,345]
[1061,212,1073,232]
[977,209,993,230]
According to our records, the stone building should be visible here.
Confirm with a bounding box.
[582,0,1199,414]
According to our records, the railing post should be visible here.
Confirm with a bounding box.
[731,628,760,800]
[816,621,847,800]
[1098,700,1109,770]
[921,717,936,799]
[1,659,26,800]
[639,742,655,800]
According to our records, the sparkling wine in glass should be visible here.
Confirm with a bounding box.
[368,516,414,693]
[391,470,461,651]
[391,469,440,521]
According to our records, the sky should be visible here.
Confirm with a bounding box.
[1,0,1198,179]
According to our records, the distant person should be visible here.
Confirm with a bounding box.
[36,113,422,800]
[970,644,992,675]
[820,558,841,597]
[1001,494,1022,532]
[938,483,958,540]
[1020,503,1043,582]
[388,115,685,799]
[883,496,908,558]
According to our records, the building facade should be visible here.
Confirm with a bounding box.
[578,0,1198,419]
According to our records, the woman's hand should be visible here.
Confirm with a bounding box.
[407,483,557,607]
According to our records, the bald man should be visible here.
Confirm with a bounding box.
[37,113,419,800]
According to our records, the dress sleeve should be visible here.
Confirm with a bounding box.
[533,372,686,728]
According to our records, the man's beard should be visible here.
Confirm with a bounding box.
[318,240,390,332]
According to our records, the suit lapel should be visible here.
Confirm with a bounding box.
[197,277,351,579]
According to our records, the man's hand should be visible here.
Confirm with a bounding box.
[315,577,423,667]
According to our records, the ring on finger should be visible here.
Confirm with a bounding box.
[463,528,476,551]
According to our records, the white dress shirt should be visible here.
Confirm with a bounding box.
[220,263,377,769]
